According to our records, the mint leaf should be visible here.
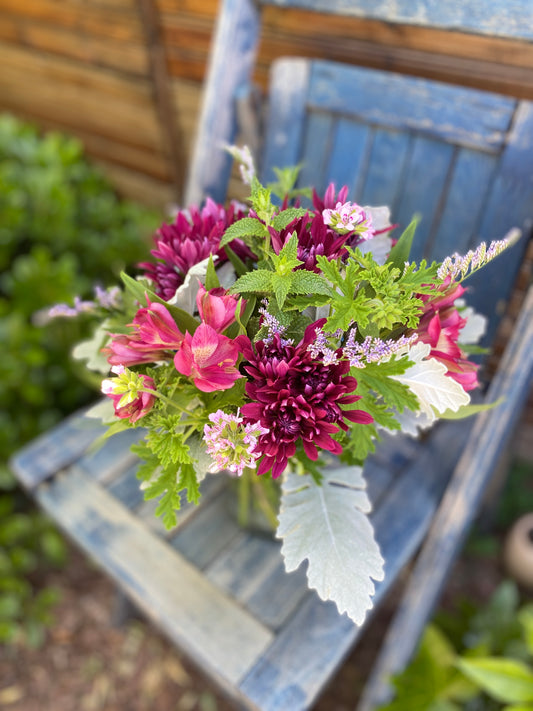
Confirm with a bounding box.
[290,270,332,296]
[271,208,309,231]
[231,269,274,294]
[272,272,292,309]
[219,217,268,248]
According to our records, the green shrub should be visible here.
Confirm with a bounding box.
[1,113,159,644]
[379,582,533,711]
[1,113,159,476]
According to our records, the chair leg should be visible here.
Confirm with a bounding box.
[111,588,141,627]
[357,285,533,711]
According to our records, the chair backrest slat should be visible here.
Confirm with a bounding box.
[262,58,533,347]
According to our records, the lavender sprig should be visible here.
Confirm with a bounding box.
[437,228,521,282]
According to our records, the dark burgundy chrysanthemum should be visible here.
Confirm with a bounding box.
[241,320,373,478]
[139,198,254,301]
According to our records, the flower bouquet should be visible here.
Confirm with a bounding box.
[48,150,519,625]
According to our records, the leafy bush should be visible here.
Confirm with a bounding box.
[1,113,159,644]
[1,113,158,477]
[380,581,533,710]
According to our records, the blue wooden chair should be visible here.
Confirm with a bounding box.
[10,2,533,709]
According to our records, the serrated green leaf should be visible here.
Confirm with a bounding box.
[219,217,268,248]
[230,269,273,294]
[290,270,332,296]
[271,208,309,231]
[342,422,379,461]
[273,231,302,272]
[178,462,201,505]
[120,272,199,334]
[272,272,293,309]
[387,216,419,270]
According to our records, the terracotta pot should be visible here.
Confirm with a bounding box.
[503,512,533,590]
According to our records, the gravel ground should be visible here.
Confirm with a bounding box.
[0,536,506,711]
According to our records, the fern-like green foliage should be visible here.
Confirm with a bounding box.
[317,249,438,333]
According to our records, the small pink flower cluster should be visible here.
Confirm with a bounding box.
[203,410,268,476]
[322,201,373,239]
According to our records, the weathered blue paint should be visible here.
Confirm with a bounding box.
[305,62,515,151]
[184,0,261,205]
[262,0,533,40]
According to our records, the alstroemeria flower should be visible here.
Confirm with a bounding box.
[104,299,184,366]
[415,279,479,391]
[101,366,156,423]
[196,284,244,333]
[132,299,184,348]
[174,324,247,392]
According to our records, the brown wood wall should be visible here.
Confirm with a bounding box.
[2,0,533,208]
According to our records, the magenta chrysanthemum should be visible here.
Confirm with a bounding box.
[240,320,373,478]
[139,198,253,300]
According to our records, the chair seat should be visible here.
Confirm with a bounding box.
[10,408,472,710]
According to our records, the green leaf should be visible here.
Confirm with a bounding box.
[120,272,200,334]
[151,471,182,530]
[272,272,292,309]
[268,164,304,198]
[357,358,420,413]
[437,398,503,419]
[382,625,476,711]
[519,605,533,655]
[250,178,275,224]
[178,463,201,505]
[457,657,533,704]
[204,254,220,290]
[387,216,419,270]
[219,217,268,248]
[145,424,191,470]
[271,208,309,231]
[223,245,248,277]
[272,231,302,273]
[230,269,273,294]
[289,270,332,296]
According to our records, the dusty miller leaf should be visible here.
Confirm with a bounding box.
[277,465,384,625]
[391,342,470,422]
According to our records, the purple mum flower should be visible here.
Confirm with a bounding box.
[240,320,373,478]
